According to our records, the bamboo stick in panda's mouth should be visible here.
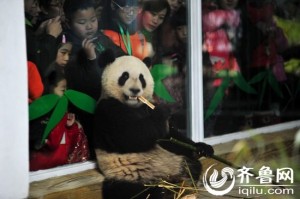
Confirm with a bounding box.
[138,96,155,109]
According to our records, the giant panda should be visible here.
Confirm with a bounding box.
[93,50,214,199]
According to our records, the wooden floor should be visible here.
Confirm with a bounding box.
[29,128,300,199]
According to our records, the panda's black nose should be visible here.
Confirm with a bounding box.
[130,88,140,95]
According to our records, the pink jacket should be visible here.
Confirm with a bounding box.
[202,8,240,86]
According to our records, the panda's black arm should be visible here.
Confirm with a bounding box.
[158,126,214,159]
[97,98,166,126]
[158,129,196,159]
[94,99,167,152]
[168,130,196,146]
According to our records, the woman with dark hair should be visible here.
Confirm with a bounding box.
[138,0,171,63]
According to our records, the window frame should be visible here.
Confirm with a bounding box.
[188,0,204,142]
[187,0,300,146]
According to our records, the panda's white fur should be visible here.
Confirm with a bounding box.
[100,55,154,107]
[95,145,188,184]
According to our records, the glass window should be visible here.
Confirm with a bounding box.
[202,0,300,138]
[26,0,300,172]
[27,0,190,171]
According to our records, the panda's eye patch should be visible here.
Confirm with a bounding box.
[118,72,129,86]
[139,74,146,88]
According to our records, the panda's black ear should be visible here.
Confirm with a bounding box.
[142,57,152,68]
[98,49,116,68]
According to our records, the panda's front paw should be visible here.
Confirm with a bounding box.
[194,142,214,158]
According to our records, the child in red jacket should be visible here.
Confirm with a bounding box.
[29,71,89,171]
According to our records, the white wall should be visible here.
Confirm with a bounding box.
[0,1,29,198]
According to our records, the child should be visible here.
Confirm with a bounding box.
[160,6,188,74]
[54,42,73,71]
[202,0,242,136]
[167,0,185,16]
[63,0,125,100]
[167,5,188,69]
[159,0,185,53]
[29,71,90,171]
[45,41,73,76]
[100,0,152,60]
[62,0,126,158]
[157,6,188,133]
[202,0,241,87]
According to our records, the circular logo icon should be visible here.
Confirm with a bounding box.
[203,164,235,196]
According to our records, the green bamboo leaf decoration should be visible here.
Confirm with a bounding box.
[29,94,60,120]
[64,89,96,114]
[267,70,283,98]
[151,64,178,77]
[248,71,267,85]
[248,69,283,108]
[204,69,257,120]
[29,90,97,144]
[233,72,257,94]
[204,75,230,120]
[215,70,228,78]
[155,81,176,102]
[150,64,178,102]
[41,96,68,144]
